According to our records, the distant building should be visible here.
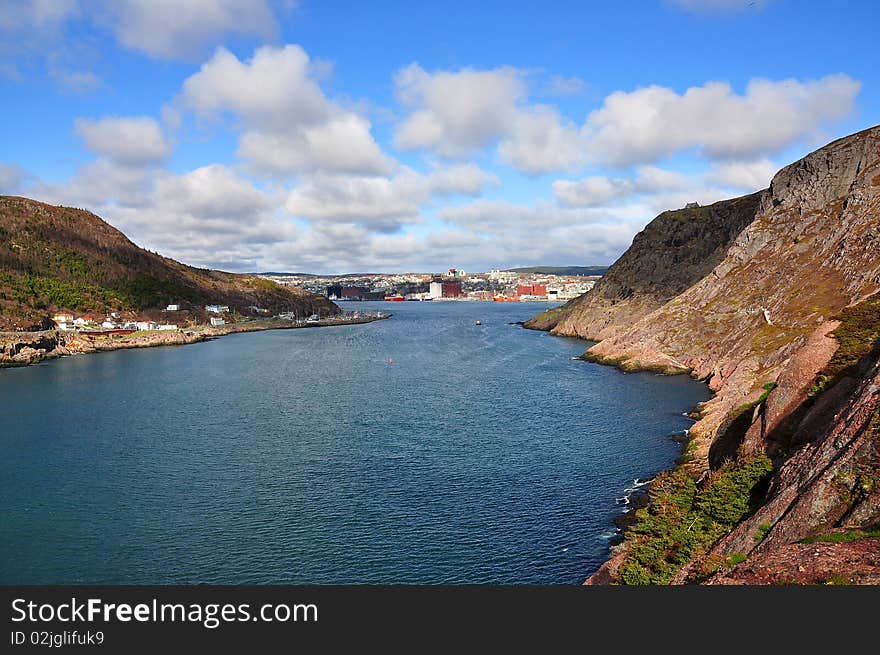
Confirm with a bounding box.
[101,320,117,329]
[517,284,547,298]
[52,313,74,324]
[205,305,229,313]
[429,281,443,299]
[685,202,700,209]
[157,324,178,331]
[136,321,158,331]
[327,285,371,300]
[165,304,180,311]
[209,317,225,326]
[441,281,463,298]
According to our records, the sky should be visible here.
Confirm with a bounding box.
[0,0,877,273]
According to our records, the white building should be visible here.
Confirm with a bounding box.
[165,304,179,311]
[157,324,178,331]
[136,321,158,331]
[209,317,225,326]
[429,281,443,299]
[52,313,74,324]
[205,305,229,313]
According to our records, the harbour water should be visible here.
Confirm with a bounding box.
[0,301,709,584]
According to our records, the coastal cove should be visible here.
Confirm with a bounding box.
[0,301,708,584]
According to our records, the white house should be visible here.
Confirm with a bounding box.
[52,313,74,324]
[157,324,178,331]
[209,317,225,326]
[205,305,229,313]
[101,320,117,329]
[136,321,158,331]
[165,304,180,311]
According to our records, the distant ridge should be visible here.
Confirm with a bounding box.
[505,266,608,276]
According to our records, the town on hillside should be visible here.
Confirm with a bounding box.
[262,268,600,302]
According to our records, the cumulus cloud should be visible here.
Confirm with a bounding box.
[706,159,777,191]
[585,75,860,165]
[95,0,278,60]
[394,64,525,157]
[179,45,392,176]
[394,64,590,174]
[285,164,497,231]
[237,114,392,176]
[498,106,587,174]
[74,116,171,166]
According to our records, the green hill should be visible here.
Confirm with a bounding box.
[0,196,338,331]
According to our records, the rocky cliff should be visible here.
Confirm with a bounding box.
[0,196,338,331]
[529,125,880,584]
[524,192,762,338]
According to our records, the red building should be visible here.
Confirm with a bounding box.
[441,281,463,297]
[517,284,548,297]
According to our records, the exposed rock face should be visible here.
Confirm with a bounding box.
[543,126,880,585]
[524,192,762,339]
[687,349,880,585]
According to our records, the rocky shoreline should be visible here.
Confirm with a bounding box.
[525,126,880,585]
[0,313,391,369]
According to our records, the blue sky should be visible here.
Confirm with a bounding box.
[1,0,877,273]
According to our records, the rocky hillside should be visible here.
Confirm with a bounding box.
[524,192,762,338]
[530,125,880,585]
[0,196,338,330]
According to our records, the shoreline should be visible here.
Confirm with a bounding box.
[0,313,391,369]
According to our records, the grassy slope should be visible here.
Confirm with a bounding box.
[0,196,338,330]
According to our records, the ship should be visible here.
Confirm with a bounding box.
[384,295,405,301]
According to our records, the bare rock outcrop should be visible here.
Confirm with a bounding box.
[524,192,762,339]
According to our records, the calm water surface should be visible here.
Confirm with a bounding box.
[0,301,708,584]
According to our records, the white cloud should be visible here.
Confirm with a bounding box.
[585,75,861,165]
[285,164,497,230]
[394,64,525,157]
[181,45,327,127]
[237,114,393,176]
[706,159,777,191]
[553,166,693,207]
[498,106,587,174]
[75,116,171,165]
[96,0,278,60]
[668,0,770,14]
[179,45,391,176]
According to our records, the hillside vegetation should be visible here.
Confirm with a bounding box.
[0,196,338,330]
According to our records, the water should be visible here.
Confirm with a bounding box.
[0,301,708,584]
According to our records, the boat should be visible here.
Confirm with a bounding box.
[384,295,405,301]
[475,320,482,325]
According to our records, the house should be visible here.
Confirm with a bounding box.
[157,324,178,331]
[205,305,229,314]
[73,318,89,327]
[136,321,158,331]
[209,317,225,327]
[52,313,74,324]
[101,320,118,329]
[165,304,180,311]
